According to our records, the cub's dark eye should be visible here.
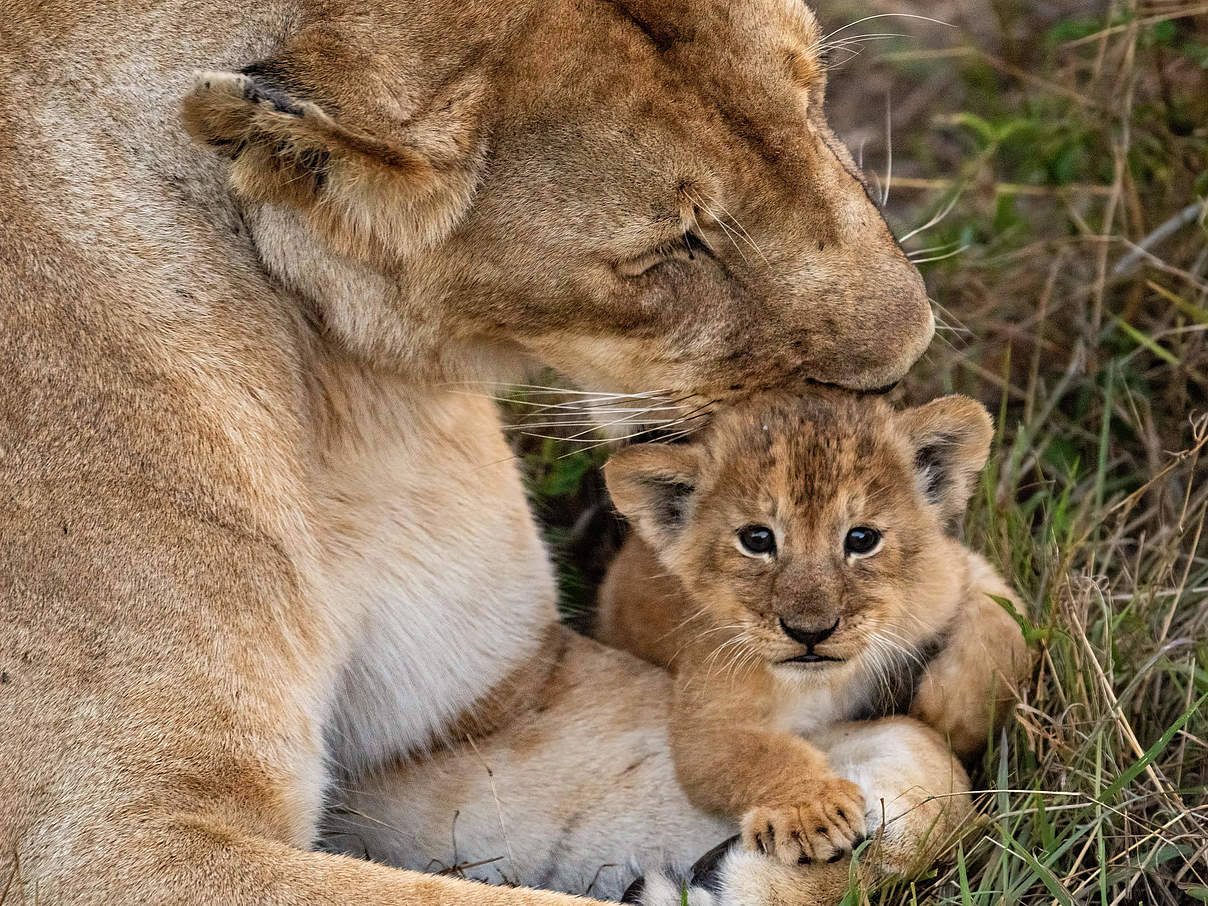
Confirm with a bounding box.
[738,525,777,556]
[844,527,882,557]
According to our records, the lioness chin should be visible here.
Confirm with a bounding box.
[3,0,933,904]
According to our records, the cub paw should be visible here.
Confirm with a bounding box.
[741,778,867,865]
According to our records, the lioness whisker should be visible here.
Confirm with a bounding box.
[517,432,606,443]
[655,424,708,445]
[910,244,971,266]
[705,206,750,263]
[514,402,692,416]
[899,192,963,244]
[823,32,910,45]
[692,189,768,264]
[509,420,634,430]
[908,240,964,260]
[882,91,893,207]
[928,296,972,332]
[819,34,909,61]
[554,433,647,458]
[683,187,755,262]
[538,405,713,453]
[818,13,954,46]
[502,385,676,398]
[463,392,692,414]
[444,381,675,398]
[557,406,684,442]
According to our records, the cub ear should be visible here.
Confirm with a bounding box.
[897,396,994,532]
[181,67,485,261]
[603,445,704,550]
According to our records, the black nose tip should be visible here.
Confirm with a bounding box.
[780,617,839,648]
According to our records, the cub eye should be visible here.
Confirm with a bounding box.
[738,525,777,556]
[844,527,882,557]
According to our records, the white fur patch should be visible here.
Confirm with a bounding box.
[638,870,718,906]
[315,387,559,774]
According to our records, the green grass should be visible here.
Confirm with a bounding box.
[512,3,1208,903]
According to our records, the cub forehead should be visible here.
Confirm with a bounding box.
[704,391,906,497]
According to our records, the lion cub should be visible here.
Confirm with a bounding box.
[596,389,1028,865]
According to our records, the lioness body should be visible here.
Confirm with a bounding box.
[2,1,935,903]
[598,391,1029,865]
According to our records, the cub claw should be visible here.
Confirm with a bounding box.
[740,778,867,865]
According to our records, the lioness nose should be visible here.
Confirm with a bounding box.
[779,617,839,649]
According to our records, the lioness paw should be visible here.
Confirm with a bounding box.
[741,778,867,864]
[624,836,856,906]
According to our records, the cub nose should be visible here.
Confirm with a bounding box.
[779,617,839,649]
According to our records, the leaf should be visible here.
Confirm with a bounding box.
[1112,316,1180,366]
[1101,693,1208,801]
[1000,822,1076,906]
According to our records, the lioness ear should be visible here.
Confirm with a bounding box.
[182,66,485,261]
[604,445,704,550]
[897,396,993,532]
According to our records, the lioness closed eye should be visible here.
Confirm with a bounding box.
[597,389,1030,866]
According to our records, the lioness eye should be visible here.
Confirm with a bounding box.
[616,230,715,278]
[738,525,777,556]
[682,228,714,261]
[844,527,882,557]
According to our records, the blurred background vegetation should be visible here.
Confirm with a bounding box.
[503,1,1207,903]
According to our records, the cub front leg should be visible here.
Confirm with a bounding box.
[670,669,866,866]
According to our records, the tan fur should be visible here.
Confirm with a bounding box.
[3,1,936,903]
[331,631,974,900]
[599,390,1031,869]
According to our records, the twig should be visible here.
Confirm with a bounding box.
[1112,201,1208,277]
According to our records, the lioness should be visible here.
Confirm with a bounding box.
[595,390,1029,868]
[2,1,933,904]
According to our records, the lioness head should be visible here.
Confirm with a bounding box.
[182,0,931,397]
[604,389,992,677]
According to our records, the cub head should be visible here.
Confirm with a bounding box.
[182,0,932,396]
[604,390,993,677]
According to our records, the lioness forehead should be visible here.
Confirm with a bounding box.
[521,0,827,122]
[610,0,824,79]
[502,0,837,232]
[609,0,827,118]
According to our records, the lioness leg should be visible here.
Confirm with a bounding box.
[330,635,974,902]
[815,717,975,877]
[326,634,732,899]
